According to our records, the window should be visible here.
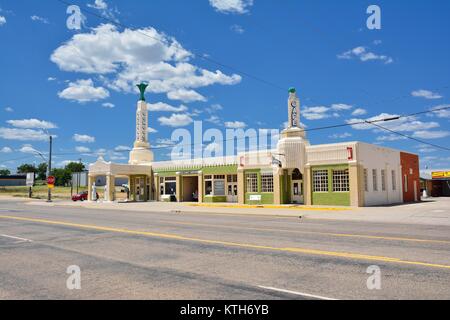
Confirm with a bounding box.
[261,173,274,193]
[246,173,258,193]
[381,170,386,191]
[205,175,226,196]
[364,169,368,192]
[205,180,213,195]
[392,170,396,190]
[160,177,176,195]
[372,169,378,191]
[227,175,238,183]
[313,170,328,192]
[333,169,349,192]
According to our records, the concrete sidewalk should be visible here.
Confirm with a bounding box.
[11,196,450,226]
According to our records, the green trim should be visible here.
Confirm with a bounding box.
[311,164,350,206]
[203,195,227,203]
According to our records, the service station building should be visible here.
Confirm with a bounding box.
[89,87,420,207]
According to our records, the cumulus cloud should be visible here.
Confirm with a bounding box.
[0,147,12,153]
[75,146,91,153]
[158,114,193,127]
[73,133,95,143]
[114,145,130,151]
[147,102,188,112]
[338,46,393,64]
[19,144,40,154]
[224,121,247,129]
[31,15,49,24]
[430,105,450,119]
[0,16,6,26]
[351,108,367,116]
[50,24,241,98]
[329,132,352,139]
[7,119,57,129]
[209,0,254,14]
[148,127,158,133]
[412,131,450,139]
[303,106,333,120]
[4,107,14,112]
[0,128,52,141]
[102,102,115,108]
[230,24,245,34]
[58,79,109,103]
[411,89,442,100]
[331,104,353,111]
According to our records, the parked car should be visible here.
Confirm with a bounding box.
[72,191,98,202]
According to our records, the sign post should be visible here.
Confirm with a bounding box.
[47,176,55,190]
[26,173,35,198]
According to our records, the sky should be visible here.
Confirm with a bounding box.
[0,0,449,173]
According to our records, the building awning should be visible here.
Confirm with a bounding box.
[88,157,151,177]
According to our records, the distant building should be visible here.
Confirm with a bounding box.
[0,175,26,187]
[421,170,450,197]
[89,88,420,206]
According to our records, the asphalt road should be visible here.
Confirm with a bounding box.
[0,199,449,300]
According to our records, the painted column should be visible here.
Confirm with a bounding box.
[176,172,182,202]
[105,174,115,202]
[349,162,361,207]
[273,167,281,205]
[154,174,160,202]
[305,165,312,205]
[358,164,365,206]
[87,175,94,202]
[237,168,245,205]
[197,171,204,203]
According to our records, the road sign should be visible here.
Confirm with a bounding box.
[47,176,55,185]
[26,173,35,187]
[432,171,450,179]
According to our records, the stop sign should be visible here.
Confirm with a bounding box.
[47,176,55,185]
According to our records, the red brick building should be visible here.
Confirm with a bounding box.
[400,152,420,202]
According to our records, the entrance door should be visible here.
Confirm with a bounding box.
[227,175,238,203]
[291,180,303,204]
[135,177,145,202]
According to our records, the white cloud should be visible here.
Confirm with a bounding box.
[19,144,39,154]
[209,0,254,14]
[303,106,331,120]
[231,24,245,34]
[352,108,367,116]
[411,89,442,100]
[338,46,393,64]
[348,113,440,132]
[0,16,6,26]
[0,147,12,153]
[224,121,247,129]
[167,89,206,103]
[73,133,95,143]
[58,79,109,103]
[158,114,193,127]
[331,104,353,111]
[430,105,450,119]
[114,145,130,151]
[50,24,240,97]
[31,15,49,24]
[4,107,13,112]
[206,115,221,125]
[75,146,91,153]
[102,102,115,108]
[329,132,352,139]
[88,0,107,10]
[206,104,223,114]
[87,0,119,22]
[376,135,407,142]
[412,130,450,139]
[47,77,57,81]
[148,127,158,133]
[147,102,188,112]
[7,119,57,129]
[0,128,51,141]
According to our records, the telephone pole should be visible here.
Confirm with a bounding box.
[47,135,53,202]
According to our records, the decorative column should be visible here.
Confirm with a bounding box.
[105,174,115,202]
[349,161,361,207]
[87,175,94,202]
[197,171,204,203]
[237,168,245,205]
[154,173,160,202]
[305,165,312,205]
[176,172,182,202]
[273,167,282,205]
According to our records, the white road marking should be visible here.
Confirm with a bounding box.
[258,286,338,300]
[0,234,33,242]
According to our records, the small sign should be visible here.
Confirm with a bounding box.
[432,171,450,179]
[47,176,55,186]
[26,173,35,187]
[249,195,262,201]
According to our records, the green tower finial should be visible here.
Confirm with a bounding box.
[289,87,296,94]
[137,82,149,101]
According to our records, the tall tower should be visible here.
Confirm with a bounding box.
[129,83,154,165]
[287,87,301,129]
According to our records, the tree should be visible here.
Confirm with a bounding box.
[65,162,85,173]
[51,168,72,186]
[37,163,48,180]
[17,164,37,175]
[0,169,11,176]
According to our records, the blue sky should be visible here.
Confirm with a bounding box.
[0,0,449,173]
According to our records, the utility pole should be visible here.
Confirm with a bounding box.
[47,135,53,202]
[77,158,82,194]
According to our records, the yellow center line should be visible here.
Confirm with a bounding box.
[162,220,450,244]
[1,214,450,270]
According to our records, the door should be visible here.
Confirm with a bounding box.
[227,175,238,203]
[291,180,304,204]
[135,177,145,202]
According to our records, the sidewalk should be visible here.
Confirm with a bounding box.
[3,195,450,226]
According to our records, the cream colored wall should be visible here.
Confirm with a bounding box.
[356,142,402,206]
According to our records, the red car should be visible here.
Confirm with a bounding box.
[72,191,98,202]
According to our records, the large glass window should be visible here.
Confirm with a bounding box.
[372,169,378,191]
[333,169,349,192]
[313,170,328,192]
[364,169,368,192]
[204,175,226,196]
[246,173,258,193]
[261,173,274,193]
